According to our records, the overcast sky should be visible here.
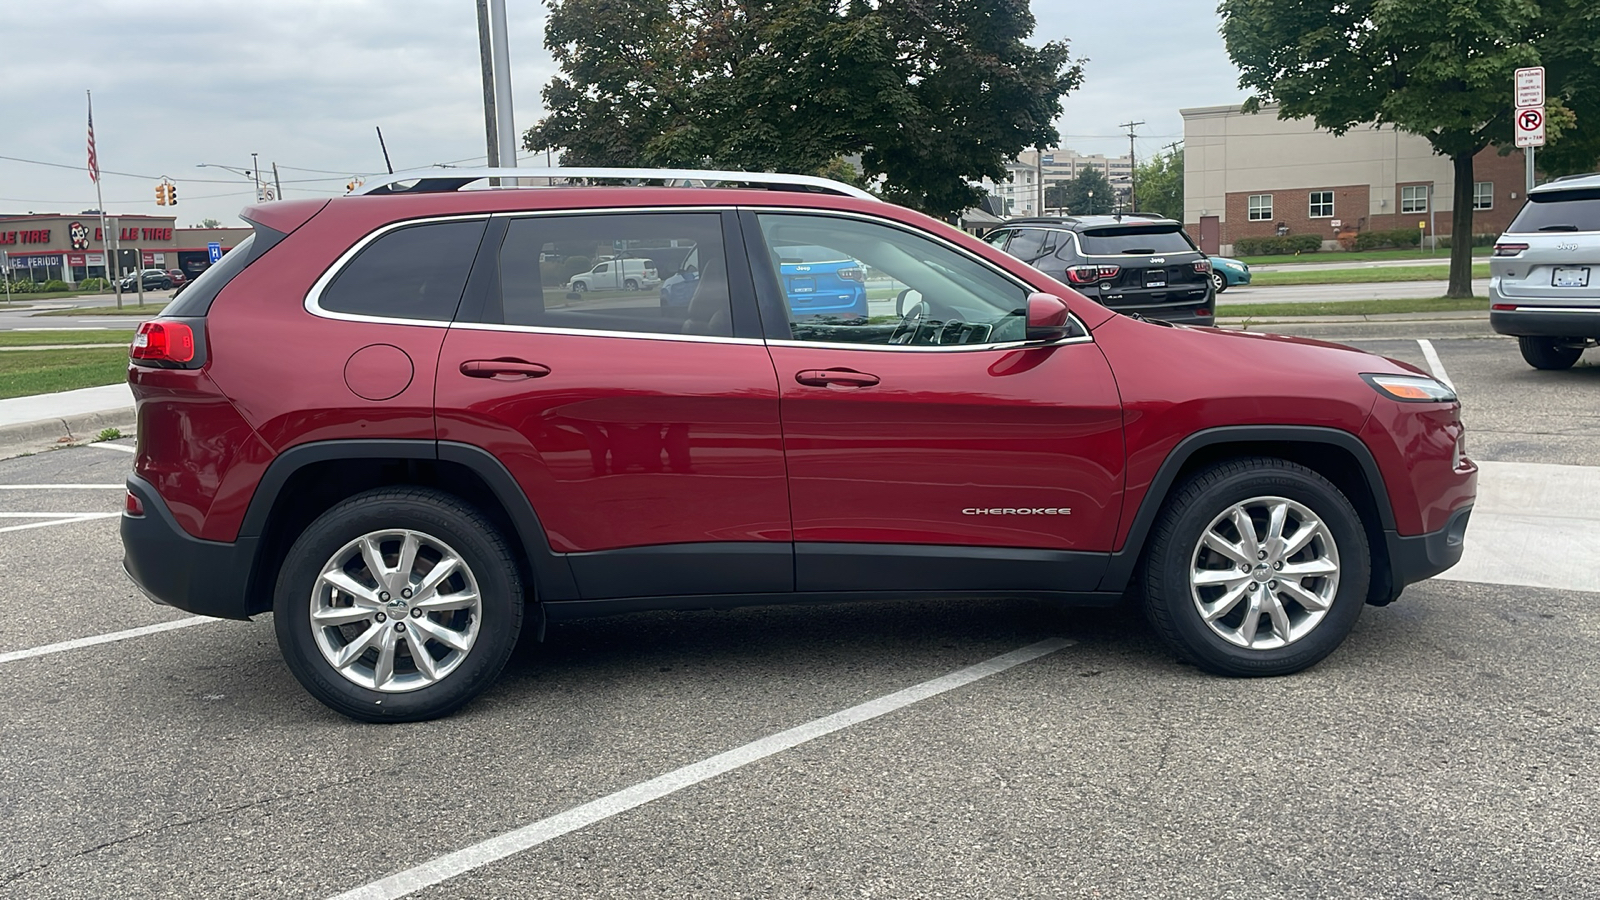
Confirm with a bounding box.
[1,0,1247,227]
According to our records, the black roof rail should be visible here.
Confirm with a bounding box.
[1550,171,1600,183]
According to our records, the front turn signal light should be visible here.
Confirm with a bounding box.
[1362,373,1457,403]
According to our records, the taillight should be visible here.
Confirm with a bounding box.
[837,266,865,282]
[1195,308,1213,317]
[1493,242,1528,257]
[1193,260,1212,274]
[124,491,145,517]
[1066,265,1119,284]
[131,321,195,363]
[1491,303,1517,311]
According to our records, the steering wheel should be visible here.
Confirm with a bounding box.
[888,301,927,345]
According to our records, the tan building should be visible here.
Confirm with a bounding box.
[0,213,250,285]
[1182,103,1526,255]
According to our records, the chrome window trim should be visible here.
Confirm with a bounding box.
[304,212,496,325]
[305,206,736,327]
[446,321,768,345]
[748,206,1094,350]
[766,327,1093,354]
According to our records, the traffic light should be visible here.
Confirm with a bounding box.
[155,183,167,205]
[167,182,177,205]
[346,177,364,193]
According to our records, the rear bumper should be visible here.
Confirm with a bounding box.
[1386,503,1472,589]
[1489,306,1600,337]
[121,474,257,620]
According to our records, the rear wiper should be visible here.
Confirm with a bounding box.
[1537,225,1580,231]
[1122,248,1155,254]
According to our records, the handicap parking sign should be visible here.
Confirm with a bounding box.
[207,242,223,264]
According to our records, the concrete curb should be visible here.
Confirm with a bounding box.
[0,407,136,460]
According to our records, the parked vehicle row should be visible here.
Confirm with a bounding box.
[1489,172,1600,370]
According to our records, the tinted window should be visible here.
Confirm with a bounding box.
[1005,229,1048,265]
[1508,188,1600,233]
[780,245,851,264]
[321,220,486,321]
[1077,225,1196,256]
[983,229,1012,249]
[485,212,730,337]
[756,213,1030,347]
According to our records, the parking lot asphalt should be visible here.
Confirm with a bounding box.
[2,330,1597,899]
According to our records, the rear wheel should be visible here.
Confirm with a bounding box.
[273,487,523,722]
[625,278,640,291]
[1141,457,1369,677]
[1518,336,1583,370]
[1210,271,1226,294]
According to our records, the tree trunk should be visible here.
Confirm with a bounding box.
[1448,153,1476,299]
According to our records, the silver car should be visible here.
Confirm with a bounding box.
[1490,173,1600,369]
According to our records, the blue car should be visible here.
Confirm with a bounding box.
[1208,255,1251,293]
[774,244,868,318]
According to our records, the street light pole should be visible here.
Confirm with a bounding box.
[251,152,261,202]
[488,0,517,174]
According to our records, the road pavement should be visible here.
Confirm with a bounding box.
[1,329,1597,898]
[1218,278,1489,304]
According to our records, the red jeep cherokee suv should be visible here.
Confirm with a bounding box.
[121,168,1476,722]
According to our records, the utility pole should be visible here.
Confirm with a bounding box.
[489,0,517,174]
[250,151,261,202]
[1120,120,1144,212]
[273,162,282,200]
[476,0,499,168]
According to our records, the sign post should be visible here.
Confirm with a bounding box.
[1514,66,1545,193]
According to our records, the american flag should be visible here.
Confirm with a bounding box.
[87,102,99,183]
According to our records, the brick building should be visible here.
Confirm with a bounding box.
[1182,103,1529,255]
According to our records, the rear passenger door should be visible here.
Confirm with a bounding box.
[436,209,793,599]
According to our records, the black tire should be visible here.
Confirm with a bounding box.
[1210,271,1226,294]
[1518,336,1583,370]
[273,487,524,722]
[572,282,588,292]
[625,278,640,291]
[1140,457,1370,677]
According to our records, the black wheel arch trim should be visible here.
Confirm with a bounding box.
[1098,425,1396,593]
[236,438,580,606]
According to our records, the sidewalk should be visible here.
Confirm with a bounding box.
[0,383,135,458]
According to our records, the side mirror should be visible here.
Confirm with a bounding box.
[1025,292,1074,343]
[894,288,924,316]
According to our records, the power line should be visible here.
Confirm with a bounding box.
[0,154,354,184]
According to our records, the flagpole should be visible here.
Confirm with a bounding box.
[88,90,119,310]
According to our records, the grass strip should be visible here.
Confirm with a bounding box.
[1249,263,1488,287]
[40,303,169,317]
[0,330,135,348]
[1217,296,1484,319]
[0,347,129,399]
[1234,247,1492,266]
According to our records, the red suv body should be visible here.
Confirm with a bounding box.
[121,171,1475,721]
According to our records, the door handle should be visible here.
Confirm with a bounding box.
[460,359,552,379]
[795,368,880,388]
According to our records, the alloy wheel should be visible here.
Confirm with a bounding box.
[308,529,483,692]
[1188,495,1339,650]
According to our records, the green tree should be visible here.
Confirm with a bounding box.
[1059,166,1113,215]
[1044,180,1068,212]
[1537,0,1600,176]
[1220,0,1553,298]
[1134,148,1183,221]
[526,0,1082,219]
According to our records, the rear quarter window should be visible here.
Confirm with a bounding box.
[1077,226,1196,256]
[319,219,487,321]
[1508,188,1600,233]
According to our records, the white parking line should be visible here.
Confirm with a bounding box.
[331,637,1072,900]
[0,513,118,534]
[0,616,215,665]
[85,442,136,454]
[13,326,108,331]
[0,512,111,517]
[1417,338,1455,390]
[0,484,126,489]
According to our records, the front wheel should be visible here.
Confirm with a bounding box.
[273,487,524,722]
[1518,336,1583,370]
[1210,271,1226,294]
[571,282,588,293]
[1140,458,1369,677]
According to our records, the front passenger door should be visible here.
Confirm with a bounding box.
[745,212,1125,593]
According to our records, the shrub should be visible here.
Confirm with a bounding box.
[1352,228,1422,251]
[1233,234,1323,257]
[1438,233,1497,249]
[40,280,69,292]
[78,277,108,291]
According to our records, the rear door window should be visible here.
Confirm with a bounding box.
[1077,226,1196,256]
[1508,189,1600,232]
[320,219,487,321]
[479,212,732,337]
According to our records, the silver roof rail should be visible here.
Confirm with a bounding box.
[351,166,879,202]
